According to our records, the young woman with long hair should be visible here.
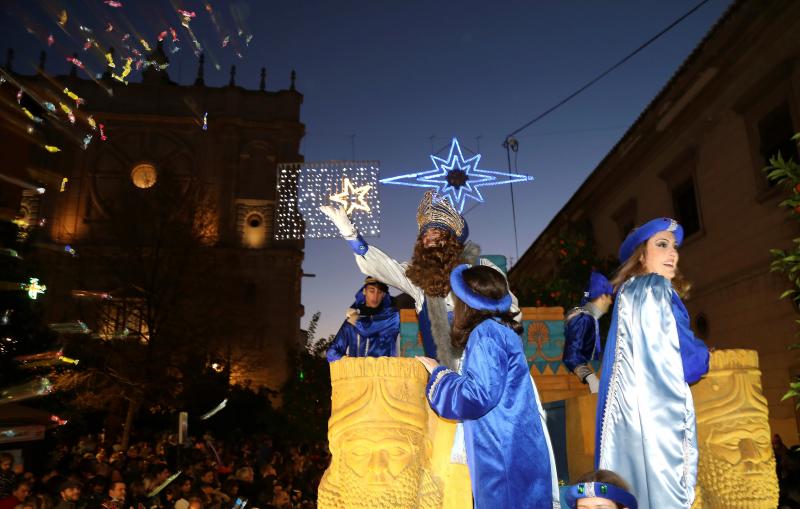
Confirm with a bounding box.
[595,218,709,509]
[417,264,558,509]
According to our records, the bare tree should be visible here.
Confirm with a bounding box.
[52,175,240,447]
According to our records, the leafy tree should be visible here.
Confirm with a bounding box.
[763,133,800,409]
[514,221,616,310]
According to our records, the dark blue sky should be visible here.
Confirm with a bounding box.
[0,0,734,339]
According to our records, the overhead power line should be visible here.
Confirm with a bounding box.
[504,0,711,140]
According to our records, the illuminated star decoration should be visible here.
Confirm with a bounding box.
[329,177,373,214]
[276,161,381,239]
[380,137,534,213]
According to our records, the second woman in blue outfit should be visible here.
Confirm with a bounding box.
[417,264,558,509]
[595,218,709,509]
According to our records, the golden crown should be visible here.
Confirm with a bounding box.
[415,190,466,240]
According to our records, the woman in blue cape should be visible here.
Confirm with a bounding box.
[417,264,559,509]
[596,218,710,509]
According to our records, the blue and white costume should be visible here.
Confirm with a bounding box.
[323,191,519,369]
[595,218,709,509]
[562,272,613,387]
[425,265,559,509]
[326,281,400,362]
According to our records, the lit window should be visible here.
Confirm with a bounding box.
[98,298,149,343]
[131,163,157,189]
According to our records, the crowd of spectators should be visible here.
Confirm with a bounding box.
[0,433,328,509]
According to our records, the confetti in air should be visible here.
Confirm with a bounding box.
[199,399,228,420]
[66,56,85,69]
[63,88,84,106]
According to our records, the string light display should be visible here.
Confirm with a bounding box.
[380,137,535,212]
[276,161,381,239]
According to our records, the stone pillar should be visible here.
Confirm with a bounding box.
[691,349,779,508]
[562,349,780,509]
[319,357,471,508]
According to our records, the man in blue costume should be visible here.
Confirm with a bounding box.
[326,276,400,362]
[562,272,613,393]
[321,190,519,369]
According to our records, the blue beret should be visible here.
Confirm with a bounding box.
[450,264,511,313]
[581,272,613,305]
[618,217,683,263]
[565,482,638,509]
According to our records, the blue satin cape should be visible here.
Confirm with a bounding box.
[426,319,555,508]
[562,311,600,372]
[595,274,709,509]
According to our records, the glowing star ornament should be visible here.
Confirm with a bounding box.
[329,177,372,214]
[380,137,535,212]
[276,161,382,239]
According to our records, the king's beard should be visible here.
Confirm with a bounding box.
[405,238,463,298]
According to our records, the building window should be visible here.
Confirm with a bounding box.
[236,200,273,249]
[758,101,799,166]
[130,163,158,189]
[611,199,637,242]
[98,298,149,343]
[740,76,800,196]
[694,313,709,339]
[672,177,701,237]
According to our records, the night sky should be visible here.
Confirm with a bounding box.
[0,0,734,340]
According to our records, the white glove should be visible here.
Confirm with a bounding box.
[586,373,600,394]
[320,205,357,240]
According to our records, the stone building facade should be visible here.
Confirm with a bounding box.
[508,0,800,440]
[0,46,305,389]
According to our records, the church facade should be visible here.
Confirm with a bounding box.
[1,46,305,389]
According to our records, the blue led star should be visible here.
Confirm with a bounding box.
[380,137,534,212]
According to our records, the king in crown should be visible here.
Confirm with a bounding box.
[321,190,516,368]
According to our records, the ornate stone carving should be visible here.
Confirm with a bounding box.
[318,357,444,509]
[691,349,779,508]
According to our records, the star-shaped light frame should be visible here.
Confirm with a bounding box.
[275,161,382,239]
[329,177,373,214]
[380,137,534,212]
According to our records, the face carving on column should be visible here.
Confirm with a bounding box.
[318,357,442,509]
[691,349,779,509]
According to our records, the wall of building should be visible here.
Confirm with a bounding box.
[0,58,306,390]
[509,1,800,441]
